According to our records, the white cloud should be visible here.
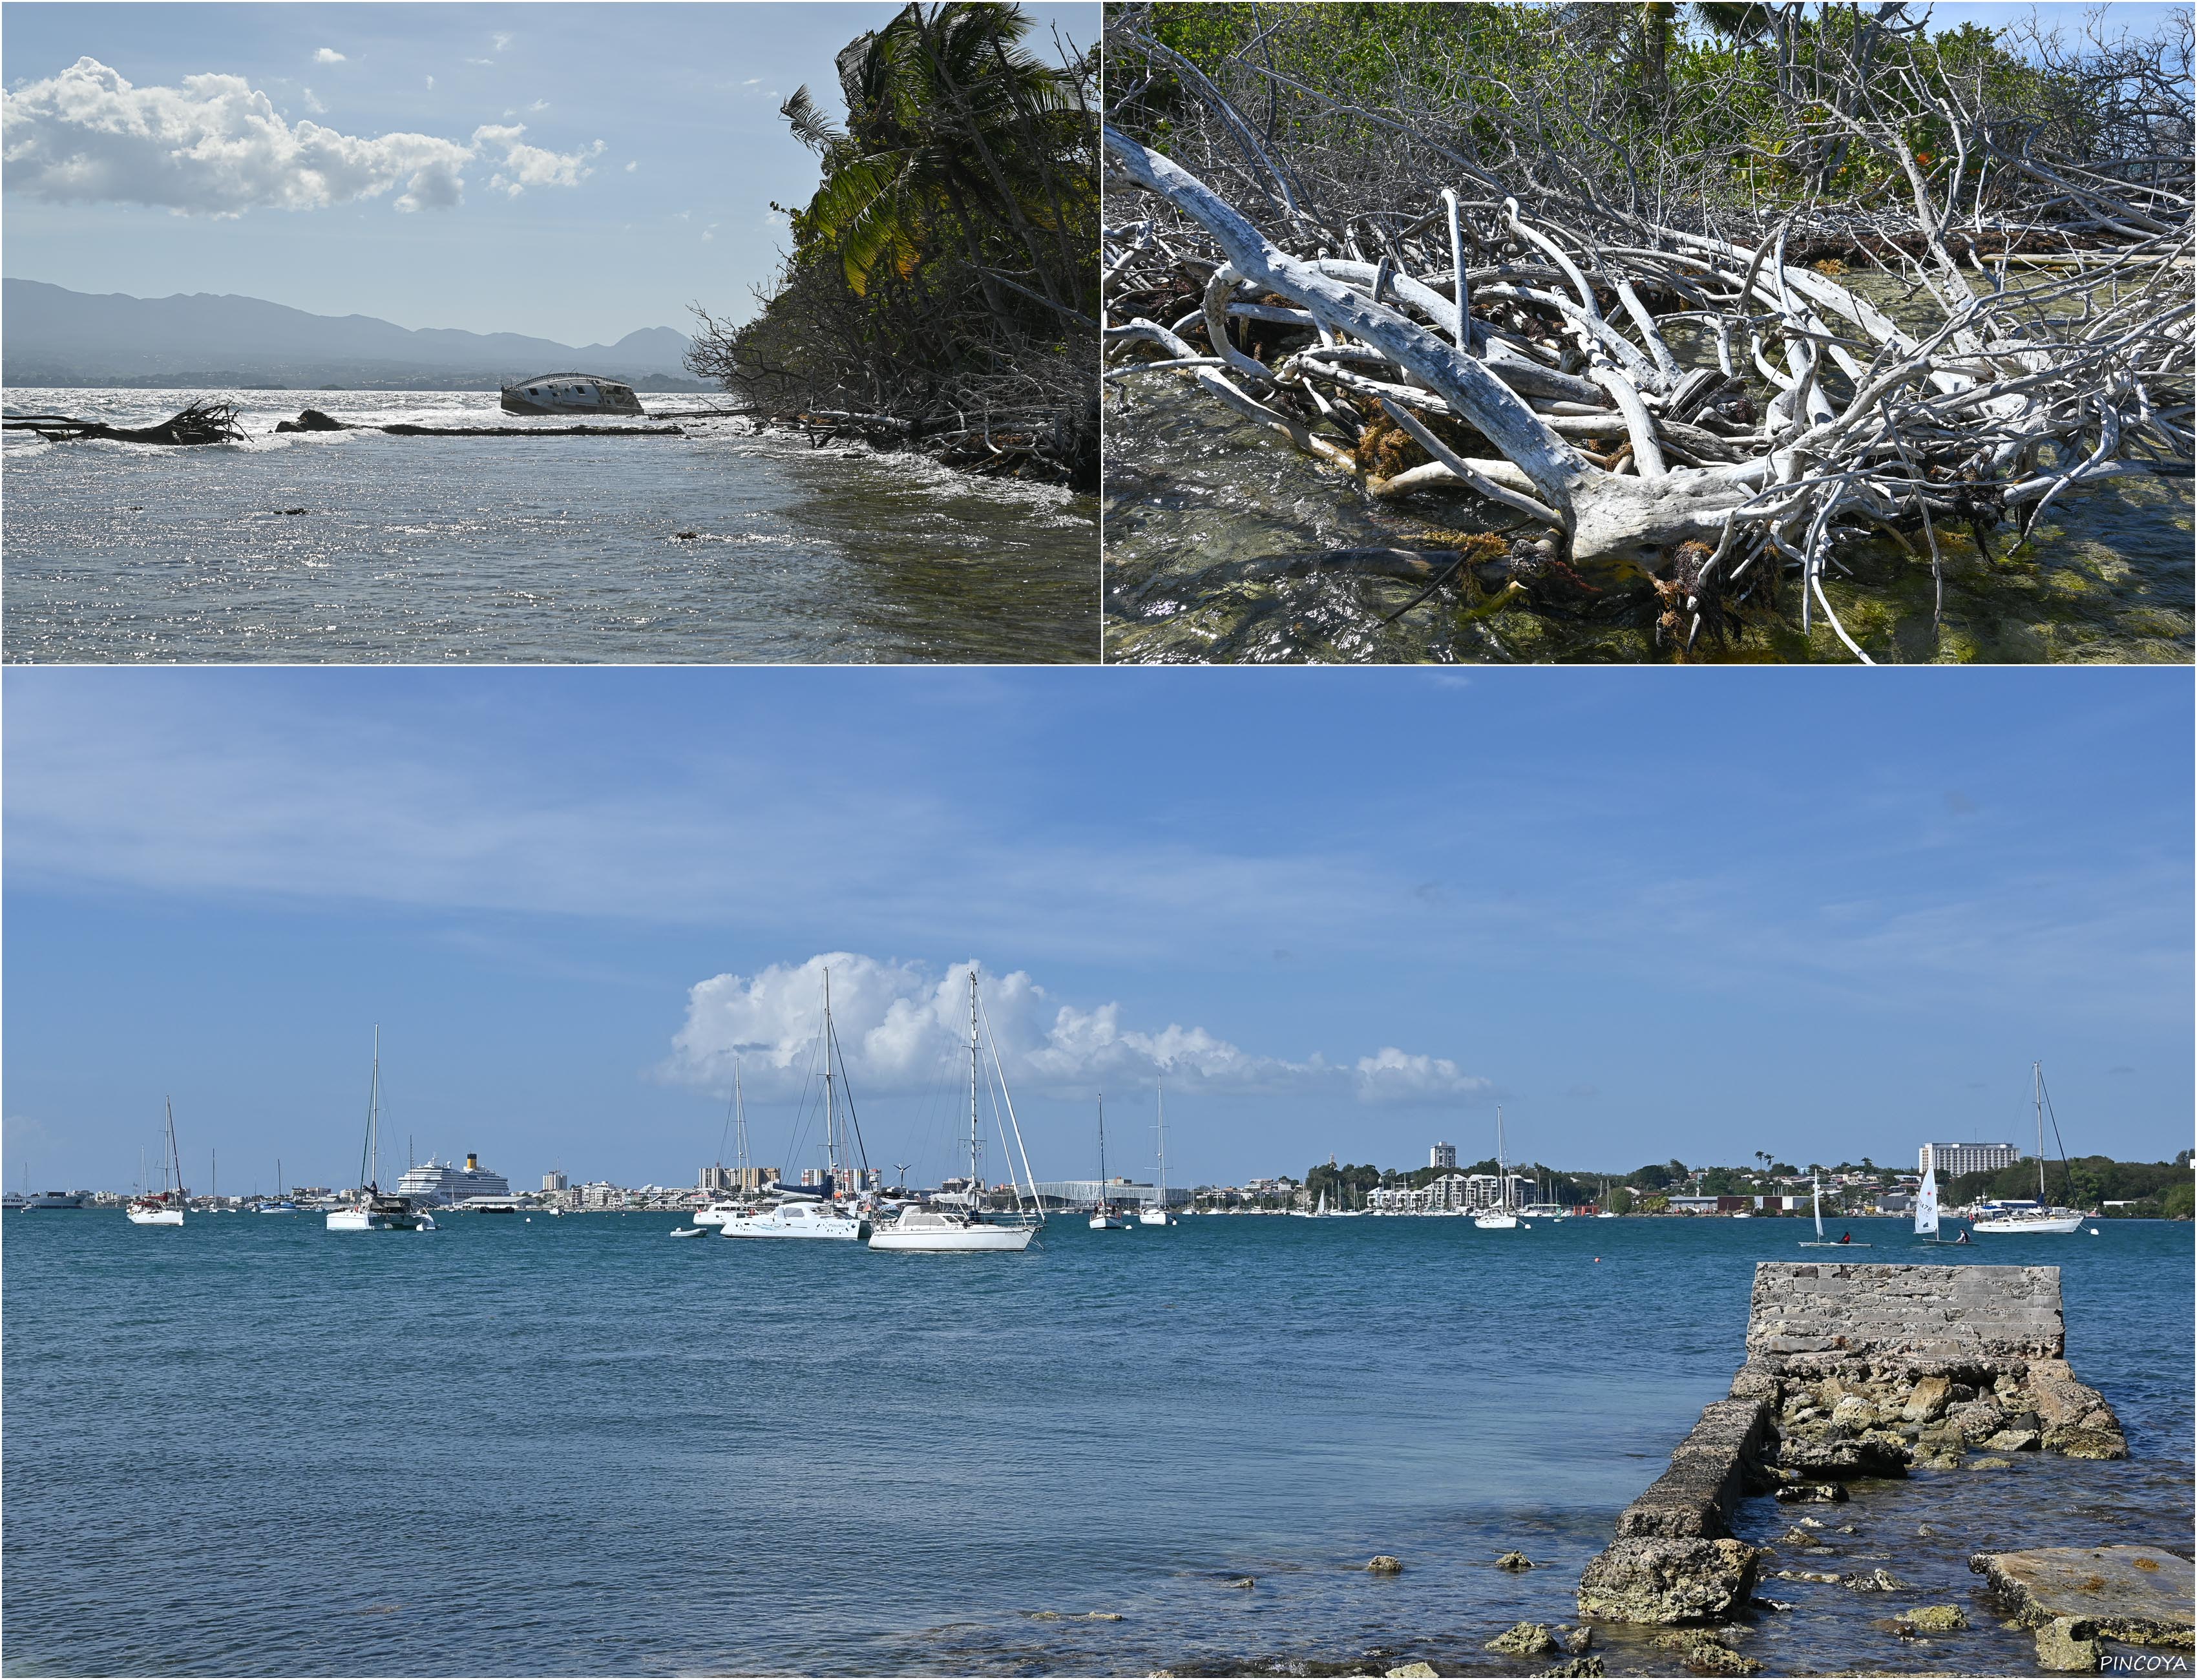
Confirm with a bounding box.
[425,75,435,89]
[624,159,638,173]
[477,124,604,196]
[529,99,549,112]
[0,61,600,215]
[300,87,326,116]
[313,47,346,65]
[664,953,1478,1105]
[764,208,787,227]
[491,31,514,52]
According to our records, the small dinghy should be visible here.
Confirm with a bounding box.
[669,1226,708,1238]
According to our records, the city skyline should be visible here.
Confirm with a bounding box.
[3,667,2189,1192]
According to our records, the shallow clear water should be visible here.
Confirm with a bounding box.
[4,1211,2187,1676]
[1103,385,2193,665]
[2,390,1097,664]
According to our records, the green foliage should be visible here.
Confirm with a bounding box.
[1948,1155,2195,1216]
[689,3,1096,465]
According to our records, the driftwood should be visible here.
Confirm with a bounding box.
[1102,6,2196,658]
[4,401,244,445]
[1106,130,2194,659]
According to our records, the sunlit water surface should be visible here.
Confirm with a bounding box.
[4,1212,2187,1677]
[3,390,1097,664]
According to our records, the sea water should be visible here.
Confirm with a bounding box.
[3,1212,2188,1676]
[1,390,1097,664]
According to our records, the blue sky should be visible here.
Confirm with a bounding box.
[1,3,1096,345]
[4,668,2189,1197]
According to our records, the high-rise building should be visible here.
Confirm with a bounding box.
[1919,1142,2021,1180]
[541,1171,568,1193]
[1430,1142,1457,1170]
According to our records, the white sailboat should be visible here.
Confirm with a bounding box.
[695,1056,755,1228]
[1474,1108,1520,1229]
[871,969,1042,1254]
[1797,1173,1866,1247]
[125,1099,187,1226]
[722,974,870,1242]
[327,1029,434,1232]
[1971,1063,2087,1234]
[1139,1082,1177,1226]
[1913,1163,1965,1244]
[1089,1094,1130,1230]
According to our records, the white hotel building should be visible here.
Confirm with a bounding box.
[1918,1142,2022,1180]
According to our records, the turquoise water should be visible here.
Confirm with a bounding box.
[3,1212,2188,1675]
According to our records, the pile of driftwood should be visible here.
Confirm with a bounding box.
[3,400,245,446]
[1102,6,2196,659]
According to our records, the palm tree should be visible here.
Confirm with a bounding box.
[779,2,1086,304]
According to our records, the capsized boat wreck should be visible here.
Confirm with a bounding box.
[500,373,644,417]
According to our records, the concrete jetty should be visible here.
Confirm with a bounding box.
[1578,1263,2139,1628]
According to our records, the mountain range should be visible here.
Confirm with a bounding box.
[1,279,705,390]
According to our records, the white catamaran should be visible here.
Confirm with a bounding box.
[870,969,1042,1254]
[1139,1082,1177,1226]
[721,973,870,1242]
[125,1098,187,1226]
[328,1029,434,1232]
[1971,1062,2087,1234]
[1475,1108,1520,1229]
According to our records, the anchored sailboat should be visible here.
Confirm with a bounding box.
[1090,1094,1129,1230]
[328,1029,434,1232]
[722,972,869,1242]
[695,1055,757,1228]
[125,1099,187,1225]
[1139,1081,1176,1225]
[1971,1063,2087,1234]
[871,969,1042,1254]
[1475,1108,1520,1229]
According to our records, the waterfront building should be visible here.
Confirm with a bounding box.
[541,1171,568,1193]
[1918,1141,2021,1179]
[392,1153,513,1206]
[1430,1142,1457,1170]
[1033,1178,1190,1211]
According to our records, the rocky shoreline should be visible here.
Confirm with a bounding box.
[1571,1264,2189,1674]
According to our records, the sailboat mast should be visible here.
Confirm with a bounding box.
[1097,1092,1107,1214]
[364,1025,382,1195]
[823,971,838,1184]
[733,1055,749,1179]
[967,970,982,1205]
[2033,1060,2046,1202]
[1497,1106,1508,1207]
[1156,1082,1166,1206]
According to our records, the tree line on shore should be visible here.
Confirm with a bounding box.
[1302,1151,2194,1218]
[686,2,1098,487]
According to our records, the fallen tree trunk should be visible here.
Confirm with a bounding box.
[1103,127,2195,660]
[4,401,245,446]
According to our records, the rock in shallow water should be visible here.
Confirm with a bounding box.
[1575,1537,1760,1624]
[1493,1551,1533,1571]
[1898,1604,1971,1632]
[1367,1555,1404,1573]
[1485,1622,1559,1656]
[2035,1615,2104,1671]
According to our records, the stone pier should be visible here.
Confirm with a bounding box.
[1577,1263,2132,1628]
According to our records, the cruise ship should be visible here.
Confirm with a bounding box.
[15,1190,89,1210]
[392,1153,513,1206]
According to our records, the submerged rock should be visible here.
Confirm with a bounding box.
[1898,1604,1971,1632]
[1541,1661,1604,1678]
[1493,1551,1533,1571]
[1367,1555,1405,1573]
[1382,1664,1436,1677]
[1560,1626,1593,1654]
[1485,1622,1559,1656]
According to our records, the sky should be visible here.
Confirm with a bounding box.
[0,2,1097,346]
[3,667,2189,1197]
